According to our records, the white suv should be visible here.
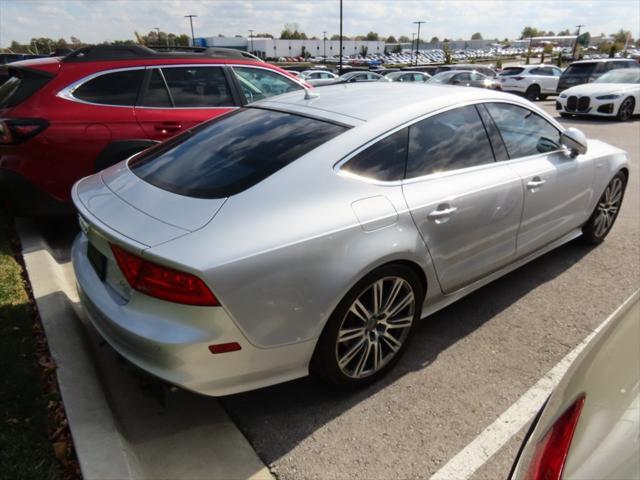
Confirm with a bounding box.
[499,65,563,101]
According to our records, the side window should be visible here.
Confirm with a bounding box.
[406,105,495,178]
[551,68,562,77]
[233,67,302,102]
[161,67,233,107]
[455,72,471,82]
[613,61,629,69]
[341,128,408,181]
[73,69,144,106]
[470,72,485,81]
[485,103,562,158]
[140,69,172,107]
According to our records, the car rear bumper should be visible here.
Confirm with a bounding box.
[0,168,73,217]
[72,233,315,396]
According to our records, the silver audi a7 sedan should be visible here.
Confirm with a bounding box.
[72,83,629,396]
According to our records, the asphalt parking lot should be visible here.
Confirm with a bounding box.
[219,101,640,480]
[25,100,639,480]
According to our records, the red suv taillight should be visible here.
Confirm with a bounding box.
[0,118,49,144]
[110,244,219,306]
[523,395,585,480]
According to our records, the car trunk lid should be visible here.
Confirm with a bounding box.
[73,162,226,248]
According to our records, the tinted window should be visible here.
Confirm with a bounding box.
[130,108,346,198]
[74,69,144,106]
[485,103,561,158]
[141,69,172,107]
[563,63,597,76]
[233,67,302,102]
[406,105,495,178]
[342,128,408,181]
[0,68,52,108]
[455,72,471,82]
[500,67,525,76]
[530,68,548,76]
[161,67,233,107]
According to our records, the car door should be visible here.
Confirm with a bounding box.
[483,102,596,256]
[135,66,238,140]
[469,72,488,88]
[401,104,524,293]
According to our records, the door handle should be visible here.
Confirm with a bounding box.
[154,122,182,133]
[527,177,547,190]
[428,205,458,222]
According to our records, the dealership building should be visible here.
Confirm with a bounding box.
[196,36,385,59]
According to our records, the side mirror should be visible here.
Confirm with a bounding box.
[560,128,588,157]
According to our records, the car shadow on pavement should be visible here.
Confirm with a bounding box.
[218,238,595,467]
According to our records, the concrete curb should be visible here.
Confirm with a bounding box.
[17,219,273,480]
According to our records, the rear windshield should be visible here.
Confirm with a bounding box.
[563,63,597,76]
[0,68,52,108]
[500,67,524,76]
[130,108,347,198]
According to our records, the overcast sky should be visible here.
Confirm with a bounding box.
[1,0,639,47]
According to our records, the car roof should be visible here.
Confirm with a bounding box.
[571,58,637,64]
[255,82,531,127]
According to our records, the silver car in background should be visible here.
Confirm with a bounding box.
[510,291,639,480]
[72,83,629,396]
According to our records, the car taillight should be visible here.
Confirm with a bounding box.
[523,395,585,480]
[110,244,219,306]
[0,118,49,144]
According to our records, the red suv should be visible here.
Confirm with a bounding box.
[0,45,308,215]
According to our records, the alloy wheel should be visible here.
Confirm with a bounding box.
[618,98,634,121]
[593,177,624,238]
[335,276,416,379]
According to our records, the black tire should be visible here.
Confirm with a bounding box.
[539,94,548,100]
[311,264,424,389]
[525,84,540,101]
[616,97,635,122]
[582,171,627,244]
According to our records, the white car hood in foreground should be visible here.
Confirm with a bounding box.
[562,82,639,97]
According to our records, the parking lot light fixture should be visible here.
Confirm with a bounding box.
[413,20,426,66]
[185,14,197,46]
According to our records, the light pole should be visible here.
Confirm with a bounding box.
[411,33,416,64]
[339,0,343,74]
[323,30,327,60]
[248,29,254,53]
[185,15,197,46]
[572,24,585,61]
[413,20,426,66]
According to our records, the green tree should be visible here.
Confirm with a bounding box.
[430,36,439,43]
[398,35,411,43]
[330,34,350,40]
[577,32,591,47]
[385,35,397,43]
[254,33,273,38]
[612,29,630,44]
[280,23,308,40]
[557,29,572,36]
[364,31,379,41]
[471,32,483,40]
[443,42,452,64]
[521,26,540,39]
